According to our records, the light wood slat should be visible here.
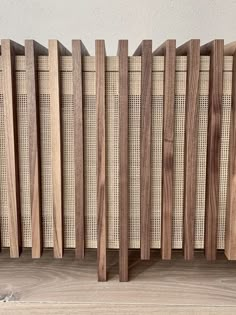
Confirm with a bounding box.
[153,40,176,260]
[225,42,236,260]
[72,40,89,259]
[49,40,71,258]
[25,40,47,259]
[1,39,24,258]
[134,40,152,260]
[118,40,129,281]
[96,40,107,281]
[201,40,224,260]
[177,40,200,260]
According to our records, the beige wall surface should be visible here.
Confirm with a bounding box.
[0,0,235,53]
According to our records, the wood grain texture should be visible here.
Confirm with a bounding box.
[153,40,176,260]
[2,304,236,315]
[25,40,47,259]
[134,40,152,260]
[1,39,24,258]
[49,40,71,258]
[225,43,236,260]
[0,249,236,314]
[72,40,89,259]
[201,40,224,261]
[96,40,107,281]
[177,40,200,260]
[118,40,129,281]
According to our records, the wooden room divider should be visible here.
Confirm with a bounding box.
[0,39,236,282]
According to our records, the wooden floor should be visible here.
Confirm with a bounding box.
[0,249,236,314]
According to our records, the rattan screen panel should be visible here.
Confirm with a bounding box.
[0,56,232,249]
[0,90,9,247]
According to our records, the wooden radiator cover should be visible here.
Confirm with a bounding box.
[0,39,236,281]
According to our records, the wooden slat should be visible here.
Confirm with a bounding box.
[224,41,236,55]
[201,40,224,260]
[96,40,107,281]
[72,40,89,259]
[225,42,236,260]
[177,40,200,260]
[25,40,47,259]
[0,43,1,250]
[118,40,129,281]
[1,39,24,258]
[134,40,152,260]
[49,40,71,258]
[153,40,176,260]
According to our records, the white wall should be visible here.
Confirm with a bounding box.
[0,0,235,54]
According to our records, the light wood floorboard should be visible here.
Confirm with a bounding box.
[0,249,236,314]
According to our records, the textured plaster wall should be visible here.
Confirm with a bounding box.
[0,0,235,53]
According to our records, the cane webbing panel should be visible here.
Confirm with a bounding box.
[0,56,232,249]
[0,92,9,247]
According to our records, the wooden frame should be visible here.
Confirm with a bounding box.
[134,40,152,260]
[225,41,236,260]
[118,40,129,281]
[1,39,24,258]
[153,40,176,260]
[0,38,236,282]
[201,40,224,261]
[176,40,200,260]
[72,40,89,259]
[25,40,47,258]
[49,40,71,258]
[96,40,107,281]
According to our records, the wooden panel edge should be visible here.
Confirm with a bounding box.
[96,40,107,281]
[203,40,224,261]
[1,39,24,258]
[181,40,200,260]
[225,43,236,260]
[118,39,129,281]
[154,40,176,260]
[72,40,89,259]
[49,40,67,258]
[25,40,45,258]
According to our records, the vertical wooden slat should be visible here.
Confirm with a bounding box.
[201,40,224,260]
[225,42,236,260]
[118,40,129,281]
[72,40,89,259]
[25,40,47,258]
[153,40,176,260]
[177,40,200,260]
[1,40,24,258]
[0,43,1,250]
[96,40,107,281]
[134,40,152,260]
[49,40,70,258]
